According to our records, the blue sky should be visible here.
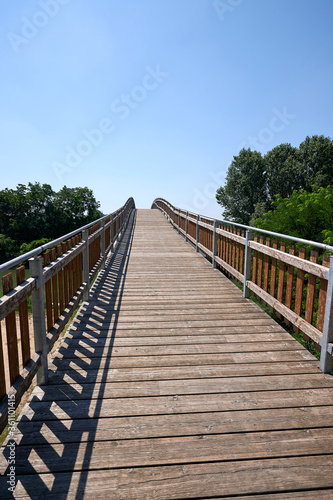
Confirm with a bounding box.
[1,0,333,218]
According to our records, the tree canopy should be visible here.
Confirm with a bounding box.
[0,183,102,263]
[216,149,266,224]
[216,135,333,225]
[251,186,333,245]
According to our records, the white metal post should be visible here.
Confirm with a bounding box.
[116,214,120,239]
[320,255,333,373]
[243,230,252,299]
[82,229,90,301]
[110,216,114,252]
[185,212,189,242]
[196,215,200,252]
[212,220,218,268]
[29,256,48,385]
[101,219,105,270]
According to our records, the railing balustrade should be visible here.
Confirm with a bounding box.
[0,197,135,433]
[152,197,333,375]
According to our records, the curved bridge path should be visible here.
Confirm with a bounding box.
[1,209,333,498]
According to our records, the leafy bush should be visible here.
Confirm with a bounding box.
[252,185,333,243]
[20,238,53,256]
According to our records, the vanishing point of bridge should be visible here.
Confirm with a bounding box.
[1,200,333,498]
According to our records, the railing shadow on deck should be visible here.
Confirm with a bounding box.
[1,211,136,499]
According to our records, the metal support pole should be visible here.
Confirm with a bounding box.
[116,214,119,240]
[101,219,105,270]
[110,216,114,252]
[212,220,218,268]
[196,215,200,252]
[320,255,333,373]
[243,230,252,299]
[82,229,90,301]
[29,256,48,385]
[185,212,189,242]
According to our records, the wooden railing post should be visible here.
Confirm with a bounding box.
[243,230,253,299]
[82,229,90,301]
[178,209,181,234]
[185,212,189,242]
[101,219,106,270]
[320,255,333,373]
[196,215,200,252]
[173,208,175,226]
[212,220,218,268]
[29,256,48,385]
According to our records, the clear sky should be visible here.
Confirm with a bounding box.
[1,0,333,219]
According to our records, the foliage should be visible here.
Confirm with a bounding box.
[20,238,53,256]
[265,143,299,206]
[252,186,333,243]
[216,134,333,225]
[52,186,102,235]
[0,234,19,263]
[297,135,333,190]
[216,148,266,224]
[0,183,102,264]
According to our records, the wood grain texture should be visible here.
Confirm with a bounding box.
[2,273,19,385]
[1,209,333,499]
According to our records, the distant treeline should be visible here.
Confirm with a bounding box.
[216,135,333,244]
[0,183,102,263]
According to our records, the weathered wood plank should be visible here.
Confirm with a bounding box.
[2,455,333,499]
[250,240,328,279]
[0,323,6,400]
[49,359,319,384]
[57,340,304,358]
[19,388,333,420]
[12,405,333,445]
[37,373,333,401]
[65,331,293,345]
[16,266,30,367]
[50,349,315,370]
[0,277,35,322]
[10,427,333,474]
[2,273,19,385]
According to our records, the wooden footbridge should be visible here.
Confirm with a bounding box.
[1,199,333,498]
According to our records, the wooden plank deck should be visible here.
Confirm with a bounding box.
[1,208,333,499]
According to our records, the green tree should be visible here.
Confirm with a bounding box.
[0,183,102,264]
[297,135,333,190]
[0,183,56,245]
[265,143,299,205]
[252,186,333,243]
[216,135,333,224]
[53,186,102,235]
[0,234,19,263]
[216,148,266,224]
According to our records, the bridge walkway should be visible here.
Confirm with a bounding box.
[1,209,333,498]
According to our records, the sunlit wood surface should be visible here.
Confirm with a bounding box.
[1,209,333,498]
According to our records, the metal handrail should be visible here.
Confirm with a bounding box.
[152,197,333,252]
[0,198,135,274]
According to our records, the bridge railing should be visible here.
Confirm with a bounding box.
[0,197,135,433]
[152,198,333,375]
